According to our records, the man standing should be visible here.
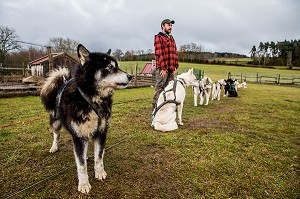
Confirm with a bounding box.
[152,19,179,109]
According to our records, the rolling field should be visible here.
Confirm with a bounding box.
[0,64,299,198]
[119,61,300,81]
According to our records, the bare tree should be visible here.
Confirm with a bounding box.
[0,26,21,66]
[178,42,204,62]
[112,49,124,61]
[48,37,79,54]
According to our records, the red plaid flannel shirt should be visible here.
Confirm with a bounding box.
[154,32,179,71]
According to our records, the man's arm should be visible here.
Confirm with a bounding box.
[154,35,168,71]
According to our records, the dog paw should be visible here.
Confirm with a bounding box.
[78,182,91,194]
[49,145,58,153]
[95,170,107,181]
[178,122,184,126]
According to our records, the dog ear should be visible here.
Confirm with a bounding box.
[106,49,111,55]
[77,44,90,65]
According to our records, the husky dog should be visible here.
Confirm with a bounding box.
[237,81,247,88]
[224,78,238,97]
[211,79,227,101]
[192,76,213,106]
[40,44,132,194]
[152,69,198,132]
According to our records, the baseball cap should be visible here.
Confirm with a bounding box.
[161,19,175,26]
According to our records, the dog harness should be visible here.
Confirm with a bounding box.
[215,81,224,89]
[55,77,73,119]
[193,78,211,93]
[55,75,104,119]
[77,87,104,119]
[203,78,211,90]
[55,76,107,134]
[151,78,186,121]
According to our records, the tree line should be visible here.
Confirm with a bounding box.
[0,25,247,68]
[111,42,246,62]
[249,39,300,68]
[1,25,299,69]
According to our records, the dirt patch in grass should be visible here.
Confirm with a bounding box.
[185,117,232,132]
[185,102,240,132]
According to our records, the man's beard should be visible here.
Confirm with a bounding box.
[165,29,172,34]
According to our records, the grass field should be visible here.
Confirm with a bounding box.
[0,64,300,198]
[119,61,300,81]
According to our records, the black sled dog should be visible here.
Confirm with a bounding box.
[224,78,238,97]
[40,44,132,193]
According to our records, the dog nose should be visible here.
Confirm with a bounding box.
[127,74,133,81]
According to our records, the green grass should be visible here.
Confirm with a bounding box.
[0,66,300,198]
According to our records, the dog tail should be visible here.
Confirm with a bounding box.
[40,67,70,112]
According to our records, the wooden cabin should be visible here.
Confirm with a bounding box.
[28,52,80,77]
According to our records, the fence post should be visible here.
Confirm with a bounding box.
[256,73,259,83]
[47,46,54,72]
[277,74,280,84]
[199,70,201,79]
[241,73,242,82]
[130,64,133,75]
[228,72,231,79]
[22,62,26,77]
[134,62,138,86]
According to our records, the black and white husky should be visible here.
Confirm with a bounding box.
[224,78,238,97]
[211,79,227,101]
[192,76,212,106]
[40,44,132,194]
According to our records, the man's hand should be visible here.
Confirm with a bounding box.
[172,68,177,76]
[160,69,167,77]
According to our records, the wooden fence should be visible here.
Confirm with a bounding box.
[0,67,29,83]
[129,75,155,87]
[128,65,204,87]
[228,72,300,85]
[1,62,204,92]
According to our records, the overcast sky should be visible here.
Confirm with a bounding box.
[1,0,299,55]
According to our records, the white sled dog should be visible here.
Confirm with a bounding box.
[40,44,132,194]
[237,80,247,88]
[193,76,213,106]
[211,79,227,101]
[152,69,198,132]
